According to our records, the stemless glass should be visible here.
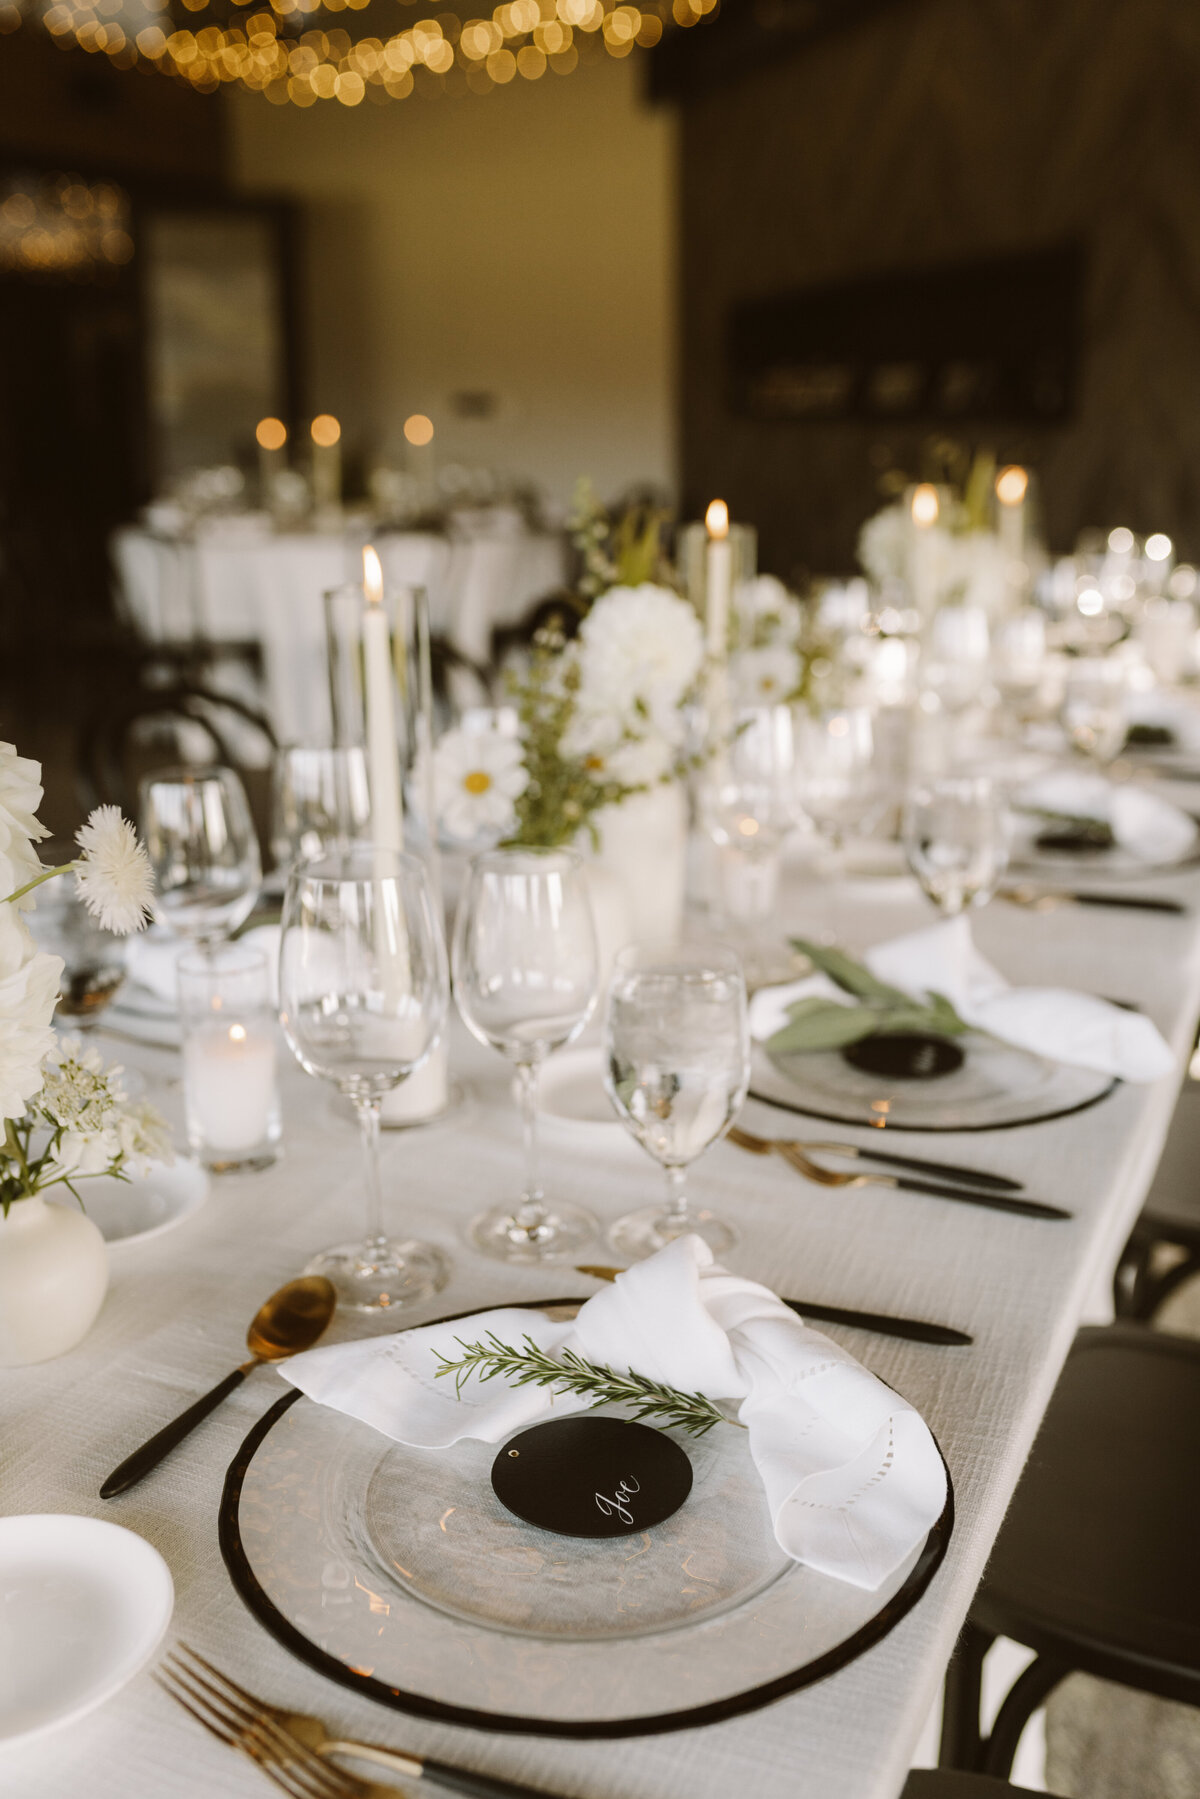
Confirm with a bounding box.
[279,846,450,1311]
[903,775,1011,916]
[604,944,750,1262]
[452,846,599,1263]
[140,765,262,948]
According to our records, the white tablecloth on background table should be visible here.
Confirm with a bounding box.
[111,521,567,742]
[4,842,1199,1799]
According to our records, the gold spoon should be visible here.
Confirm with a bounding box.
[100,1276,336,1499]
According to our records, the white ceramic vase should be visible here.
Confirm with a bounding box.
[0,1195,109,1367]
[590,783,688,953]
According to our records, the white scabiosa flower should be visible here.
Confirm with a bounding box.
[432,728,528,843]
[73,806,154,936]
[574,585,704,745]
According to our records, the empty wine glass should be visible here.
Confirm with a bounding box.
[140,766,262,948]
[903,776,1011,916]
[271,745,371,872]
[279,845,450,1311]
[794,707,879,862]
[452,846,598,1263]
[605,943,750,1261]
[1060,656,1129,762]
[704,706,805,986]
[920,604,991,715]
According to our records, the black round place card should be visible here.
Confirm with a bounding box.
[491,1416,693,1539]
[842,1031,965,1081]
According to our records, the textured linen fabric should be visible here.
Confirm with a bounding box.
[3,842,1200,1799]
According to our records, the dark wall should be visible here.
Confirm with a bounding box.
[677,0,1200,578]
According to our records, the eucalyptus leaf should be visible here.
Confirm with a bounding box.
[788,938,913,1009]
[768,1001,879,1054]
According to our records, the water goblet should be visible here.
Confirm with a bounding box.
[703,706,805,986]
[794,706,879,864]
[903,775,1011,917]
[1060,656,1129,763]
[140,765,262,949]
[279,845,450,1311]
[605,943,750,1261]
[270,744,371,872]
[452,846,599,1263]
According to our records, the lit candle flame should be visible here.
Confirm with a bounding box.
[310,414,341,447]
[911,484,939,528]
[705,499,729,540]
[255,417,286,451]
[229,1023,247,1044]
[363,544,384,606]
[995,465,1028,507]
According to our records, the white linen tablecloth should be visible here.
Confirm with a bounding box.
[4,839,1199,1799]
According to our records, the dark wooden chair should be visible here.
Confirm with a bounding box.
[903,1774,1044,1796]
[1114,1079,1200,1320]
[939,1326,1200,1779]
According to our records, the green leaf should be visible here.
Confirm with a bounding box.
[788,938,915,1008]
[767,1000,879,1054]
[924,990,970,1036]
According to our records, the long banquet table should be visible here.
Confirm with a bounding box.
[5,848,1200,1799]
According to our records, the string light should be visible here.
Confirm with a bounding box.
[18,0,707,105]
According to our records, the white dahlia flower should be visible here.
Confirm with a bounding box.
[573,585,704,744]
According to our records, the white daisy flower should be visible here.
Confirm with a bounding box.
[731,645,802,706]
[73,806,155,935]
[432,728,528,843]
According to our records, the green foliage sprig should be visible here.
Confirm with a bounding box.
[433,1332,735,1437]
[766,938,970,1055]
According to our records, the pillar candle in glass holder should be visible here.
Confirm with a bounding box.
[361,545,405,857]
[704,499,733,658]
[179,946,281,1173]
[310,414,342,519]
[907,483,941,621]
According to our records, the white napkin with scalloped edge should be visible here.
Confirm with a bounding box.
[749,914,1174,1084]
[282,1233,947,1592]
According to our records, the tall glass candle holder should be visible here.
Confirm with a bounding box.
[324,561,449,1126]
[180,945,281,1173]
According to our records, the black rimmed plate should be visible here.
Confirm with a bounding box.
[754,1034,1118,1133]
[219,1341,953,1737]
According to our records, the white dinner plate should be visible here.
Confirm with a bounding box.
[49,1160,209,1247]
[0,1515,174,1748]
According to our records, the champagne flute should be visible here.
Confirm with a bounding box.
[903,775,1011,916]
[279,845,450,1310]
[604,943,750,1261]
[140,765,262,949]
[452,846,598,1263]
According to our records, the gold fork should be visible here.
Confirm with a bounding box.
[156,1647,375,1799]
[161,1643,562,1798]
[728,1124,872,1188]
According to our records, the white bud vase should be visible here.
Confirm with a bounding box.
[590,784,688,952]
[0,1195,109,1367]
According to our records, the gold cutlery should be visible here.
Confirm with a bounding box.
[159,1643,565,1798]
[101,1277,336,1498]
[727,1125,1070,1220]
[999,885,1185,915]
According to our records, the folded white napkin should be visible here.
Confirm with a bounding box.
[1127,693,1200,755]
[1017,771,1197,863]
[125,925,281,1005]
[750,915,1175,1084]
[283,1234,947,1592]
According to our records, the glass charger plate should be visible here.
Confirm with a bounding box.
[1010,815,1200,881]
[220,1370,953,1736]
[753,1034,1117,1133]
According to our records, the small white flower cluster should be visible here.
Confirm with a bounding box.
[39,1036,173,1183]
[857,501,1009,616]
[563,583,705,785]
[728,575,806,708]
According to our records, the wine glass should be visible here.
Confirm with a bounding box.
[903,776,1011,916]
[1060,656,1129,762]
[27,862,126,1025]
[794,707,879,862]
[140,766,262,948]
[270,745,371,872]
[279,845,450,1311]
[920,604,991,715]
[604,943,749,1261]
[452,846,598,1263]
[703,706,805,985]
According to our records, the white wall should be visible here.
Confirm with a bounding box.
[228,55,677,512]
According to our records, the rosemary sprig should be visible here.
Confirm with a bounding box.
[432,1332,735,1438]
